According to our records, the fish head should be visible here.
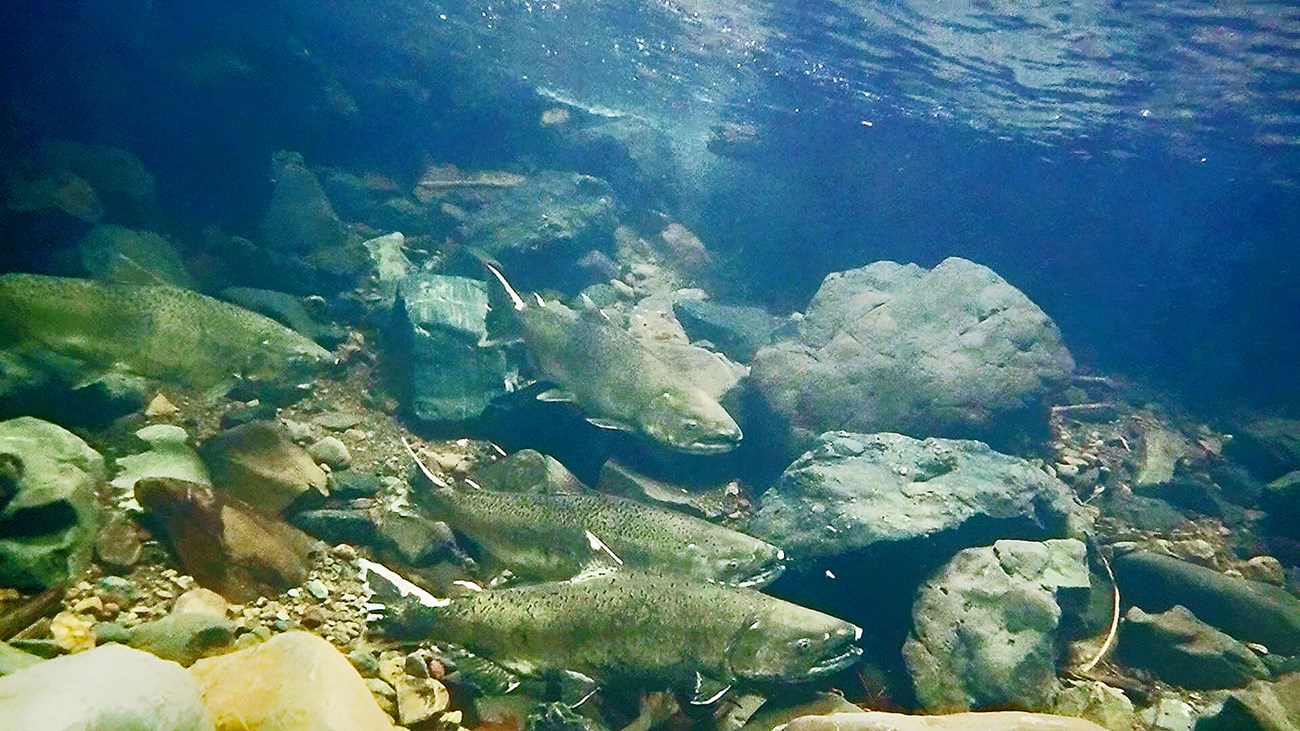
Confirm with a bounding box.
[709,539,787,589]
[640,388,743,455]
[726,602,862,684]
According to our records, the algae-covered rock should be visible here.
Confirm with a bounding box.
[752,257,1074,453]
[473,448,587,495]
[189,631,400,731]
[0,643,214,731]
[0,274,333,402]
[674,299,781,363]
[393,273,510,425]
[76,224,194,287]
[903,539,1091,712]
[0,417,103,590]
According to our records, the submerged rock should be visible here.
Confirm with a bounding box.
[752,257,1074,453]
[0,417,103,591]
[124,589,237,666]
[260,150,348,255]
[747,432,1078,564]
[392,273,510,426]
[0,643,213,731]
[189,631,399,731]
[1194,671,1300,731]
[0,274,333,404]
[1119,605,1269,689]
[460,171,618,291]
[135,477,318,602]
[1225,418,1300,482]
[1113,550,1300,654]
[200,420,328,514]
[674,298,781,363]
[903,539,1091,713]
[473,448,587,495]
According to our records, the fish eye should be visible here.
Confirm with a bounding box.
[795,638,811,651]
[727,560,739,569]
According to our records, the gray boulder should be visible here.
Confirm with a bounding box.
[0,643,214,730]
[1194,672,1300,731]
[746,432,1078,564]
[751,258,1074,453]
[903,539,1091,712]
[1114,550,1300,654]
[1119,605,1269,689]
[0,417,103,591]
[393,273,510,426]
[200,420,328,514]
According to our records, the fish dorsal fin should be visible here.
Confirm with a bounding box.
[576,293,613,322]
[586,416,634,432]
[690,672,733,706]
[402,436,450,488]
[536,388,576,403]
[556,670,600,708]
[584,529,625,566]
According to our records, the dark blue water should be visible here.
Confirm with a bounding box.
[2,0,1297,412]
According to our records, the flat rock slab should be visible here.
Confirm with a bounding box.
[0,644,213,731]
[752,257,1073,452]
[747,432,1077,563]
[1114,550,1300,654]
[784,710,1108,731]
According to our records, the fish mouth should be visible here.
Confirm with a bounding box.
[735,562,787,589]
[806,643,864,678]
[674,437,743,455]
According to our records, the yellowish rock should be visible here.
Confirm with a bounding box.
[394,674,450,726]
[785,711,1109,731]
[146,393,181,418]
[190,631,399,731]
[50,610,96,653]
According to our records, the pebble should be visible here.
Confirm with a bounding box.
[145,393,181,418]
[348,648,381,678]
[308,437,353,469]
[300,605,327,628]
[305,579,330,599]
[173,588,228,616]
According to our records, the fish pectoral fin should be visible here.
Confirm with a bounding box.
[585,416,635,432]
[555,669,600,708]
[689,672,733,706]
[536,388,577,403]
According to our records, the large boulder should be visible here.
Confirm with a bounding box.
[747,432,1078,565]
[1113,550,1300,654]
[0,417,103,590]
[1224,418,1300,482]
[751,258,1074,453]
[903,539,1091,713]
[189,631,400,731]
[0,644,214,730]
[392,273,510,426]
